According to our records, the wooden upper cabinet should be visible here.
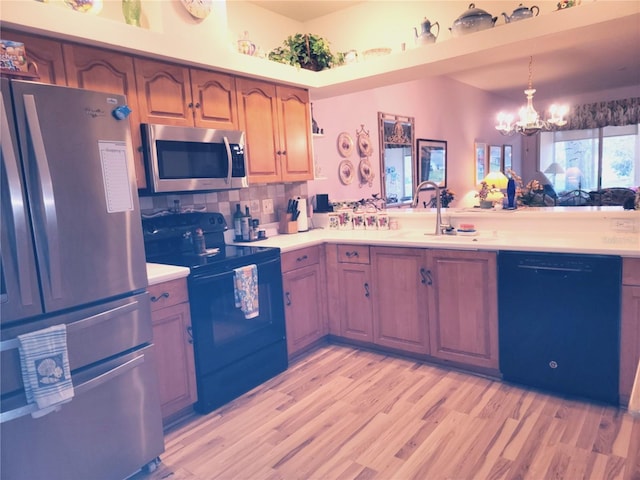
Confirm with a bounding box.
[236,78,281,183]
[62,43,146,189]
[190,68,238,129]
[134,58,193,127]
[236,78,313,184]
[276,85,313,182]
[2,30,66,85]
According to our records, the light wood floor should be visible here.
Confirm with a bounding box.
[132,344,640,480]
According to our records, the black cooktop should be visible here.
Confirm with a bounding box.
[142,212,280,274]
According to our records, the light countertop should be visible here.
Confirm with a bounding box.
[146,263,190,286]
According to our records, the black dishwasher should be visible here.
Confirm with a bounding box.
[498,251,621,404]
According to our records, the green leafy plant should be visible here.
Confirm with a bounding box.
[268,33,343,71]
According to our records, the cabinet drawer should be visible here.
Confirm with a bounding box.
[623,258,640,286]
[338,245,370,264]
[148,278,189,311]
[282,246,320,272]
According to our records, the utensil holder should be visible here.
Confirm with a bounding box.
[279,219,298,234]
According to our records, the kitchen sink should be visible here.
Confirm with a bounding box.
[389,230,498,243]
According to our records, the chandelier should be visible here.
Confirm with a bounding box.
[495,57,569,136]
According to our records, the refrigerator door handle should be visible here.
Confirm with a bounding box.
[0,96,35,307]
[23,94,63,300]
[0,352,146,424]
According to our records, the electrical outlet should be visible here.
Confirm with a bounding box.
[262,198,274,215]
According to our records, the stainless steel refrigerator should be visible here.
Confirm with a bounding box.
[0,79,164,480]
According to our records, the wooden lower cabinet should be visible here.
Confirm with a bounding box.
[371,246,430,355]
[426,249,499,370]
[282,246,327,358]
[620,258,640,405]
[148,278,197,425]
[337,245,373,342]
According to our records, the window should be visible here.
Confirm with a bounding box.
[539,124,639,193]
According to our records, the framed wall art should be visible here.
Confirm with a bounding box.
[503,144,513,172]
[489,145,502,173]
[416,138,447,188]
[475,142,487,184]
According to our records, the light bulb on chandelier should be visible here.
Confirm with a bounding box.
[496,56,569,136]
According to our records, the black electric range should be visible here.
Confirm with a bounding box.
[142,211,280,275]
[142,211,288,414]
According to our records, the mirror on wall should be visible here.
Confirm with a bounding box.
[378,112,415,206]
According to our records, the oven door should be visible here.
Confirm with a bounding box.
[188,255,286,376]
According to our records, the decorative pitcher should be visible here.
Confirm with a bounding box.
[502,3,540,23]
[414,18,440,45]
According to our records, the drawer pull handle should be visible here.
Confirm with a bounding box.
[364,282,370,298]
[420,268,433,286]
[186,326,193,344]
[150,292,170,302]
[296,255,308,262]
[345,251,359,258]
[285,292,291,306]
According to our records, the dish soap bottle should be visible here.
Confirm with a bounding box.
[233,204,243,241]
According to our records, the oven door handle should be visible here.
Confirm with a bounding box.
[190,257,281,282]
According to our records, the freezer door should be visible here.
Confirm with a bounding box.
[10,80,147,313]
[0,79,43,324]
[1,344,164,480]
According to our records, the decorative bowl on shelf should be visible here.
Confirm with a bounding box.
[362,48,392,59]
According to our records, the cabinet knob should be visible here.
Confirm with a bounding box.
[296,255,308,262]
[186,326,193,344]
[194,102,201,109]
[346,251,359,258]
[150,292,170,302]
[364,282,370,298]
[187,102,194,108]
[285,292,291,306]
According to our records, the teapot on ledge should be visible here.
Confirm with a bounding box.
[414,17,440,45]
[502,3,540,23]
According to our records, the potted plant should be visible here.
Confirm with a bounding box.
[268,33,343,71]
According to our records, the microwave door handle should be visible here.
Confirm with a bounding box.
[1,96,35,307]
[223,136,232,185]
[23,95,62,300]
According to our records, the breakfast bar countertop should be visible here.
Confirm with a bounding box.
[229,208,640,257]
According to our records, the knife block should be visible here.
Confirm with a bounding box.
[279,219,298,234]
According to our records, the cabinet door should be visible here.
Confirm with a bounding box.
[236,78,280,183]
[427,250,499,370]
[62,44,146,188]
[3,30,66,85]
[151,302,197,423]
[283,264,324,357]
[190,68,239,129]
[371,247,429,354]
[338,264,373,342]
[276,85,313,182]
[134,57,194,127]
[620,285,640,405]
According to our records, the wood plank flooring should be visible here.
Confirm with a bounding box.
[131,345,640,480]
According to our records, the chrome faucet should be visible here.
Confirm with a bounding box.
[411,180,445,235]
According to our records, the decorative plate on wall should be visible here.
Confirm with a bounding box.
[180,0,213,19]
[339,159,355,185]
[357,130,373,157]
[337,132,354,158]
[359,158,375,187]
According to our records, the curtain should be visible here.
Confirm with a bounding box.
[563,97,640,130]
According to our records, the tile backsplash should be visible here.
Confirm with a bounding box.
[139,182,309,228]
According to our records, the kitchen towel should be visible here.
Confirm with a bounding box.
[234,264,259,319]
[18,324,74,418]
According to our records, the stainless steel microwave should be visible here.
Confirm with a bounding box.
[141,123,248,193]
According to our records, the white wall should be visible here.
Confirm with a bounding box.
[309,75,521,208]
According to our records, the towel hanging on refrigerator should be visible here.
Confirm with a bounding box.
[18,324,74,418]
[234,264,259,319]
